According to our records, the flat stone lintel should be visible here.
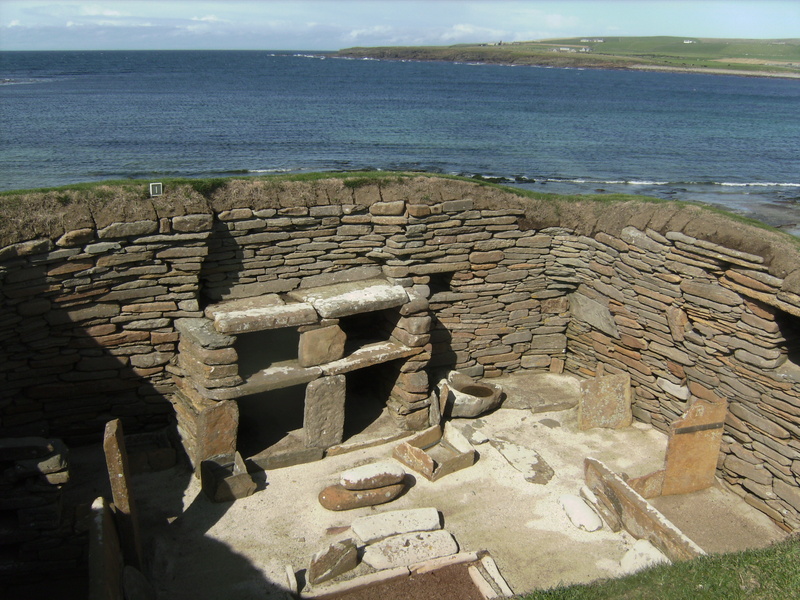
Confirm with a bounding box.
[288,278,409,318]
[210,300,318,334]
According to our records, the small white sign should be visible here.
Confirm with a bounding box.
[149,182,163,197]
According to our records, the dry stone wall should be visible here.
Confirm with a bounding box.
[1,176,800,532]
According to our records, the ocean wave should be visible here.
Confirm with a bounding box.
[719,182,800,188]
[1,78,46,86]
[538,177,800,188]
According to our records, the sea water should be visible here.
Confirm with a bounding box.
[2,51,799,233]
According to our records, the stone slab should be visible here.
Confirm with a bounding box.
[298,324,346,367]
[578,373,632,430]
[570,293,620,338]
[288,279,409,318]
[175,318,235,349]
[480,554,515,597]
[559,494,603,532]
[248,432,324,470]
[661,398,728,496]
[211,300,318,334]
[200,452,257,503]
[304,375,346,450]
[362,530,459,570]
[320,341,418,376]
[468,565,499,600]
[629,397,727,498]
[340,461,406,491]
[489,439,555,485]
[351,507,442,544]
[303,567,411,599]
[238,363,323,396]
[204,294,283,318]
[103,419,143,569]
[584,458,705,562]
[308,538,359,585]
[88,497,123,600]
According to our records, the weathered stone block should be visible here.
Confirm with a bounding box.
[172,214,213,232]
[209,297,318,334]
[362,530,458,569]
[200,452,257,502]
[176,318,236,349]
[308,538,359,585]
[340,461,406,491]
[579,373,632,430]
[289,279,408,319]
[88,497,123,600]
[528,333,567,352]
[490,438,555,485]
[298,324,346,367]
[570,293,619,338]
[370,201,405,216]
[98,220,158,240]
[304,375,346,449]
[103,419,143,569]
[351,507,441,544]
[680,280,742,306]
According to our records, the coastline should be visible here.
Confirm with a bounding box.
[628,63,800,79]
[334,37,800,80]
[333,50,800,80]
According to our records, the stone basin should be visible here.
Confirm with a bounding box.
[443,371,503,418]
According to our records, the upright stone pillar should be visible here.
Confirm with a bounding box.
[102,419,143,570]
[304,375,346,449]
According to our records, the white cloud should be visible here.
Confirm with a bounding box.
[191,15,225,23]
[80,5,129,18]
[440,23,505,42]
[346,25,393,41]
[544,13,580,30]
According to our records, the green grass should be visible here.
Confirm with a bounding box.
[337,36,800,76]
[1,171,795,248]
[519,536,800,600]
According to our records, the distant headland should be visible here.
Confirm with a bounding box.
[334,36,800,79]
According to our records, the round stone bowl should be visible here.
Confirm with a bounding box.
[445,371,503,418]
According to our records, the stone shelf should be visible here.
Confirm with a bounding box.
[320,340,419,375]
[237,341,418,397]
[239,361,323,396]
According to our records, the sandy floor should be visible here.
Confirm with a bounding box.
[117,373,787,599]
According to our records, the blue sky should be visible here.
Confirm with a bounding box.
[1,1,798,51]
